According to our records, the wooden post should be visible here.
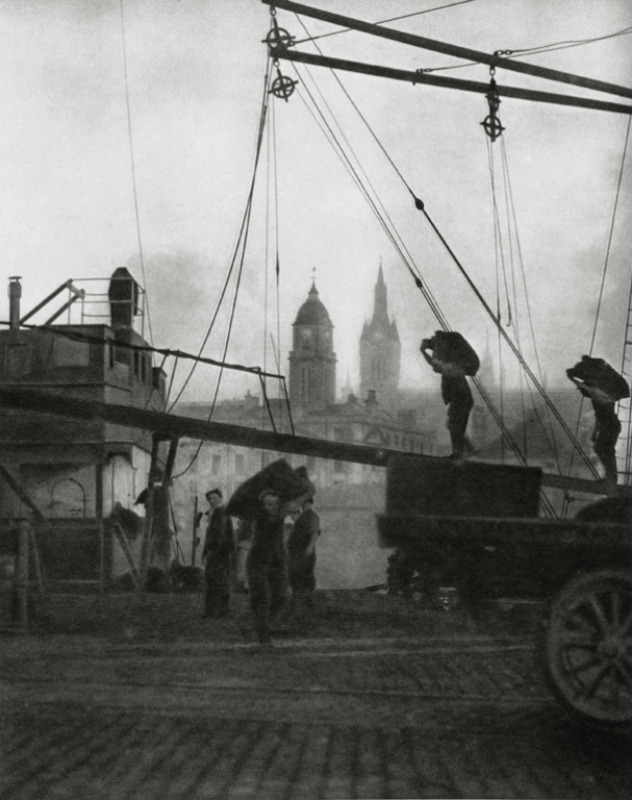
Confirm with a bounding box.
[138,486,155,590]
[96,463,105,594]
[28,522,44,595]
[14,520,30,632]
[191,495,200,567]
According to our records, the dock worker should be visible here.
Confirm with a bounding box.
[247,489,289,646]
[201,488,234,619]
[420,331,479,459]
[566,356,629,485]
[286,496,320,622]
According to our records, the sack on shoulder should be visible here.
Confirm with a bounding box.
[430,331,480,377]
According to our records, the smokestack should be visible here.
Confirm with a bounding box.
[108,267,139,330]
[8,276,21,330]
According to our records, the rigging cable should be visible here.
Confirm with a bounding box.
[490,134,565,477]
[485,136,511,463]
[118,0,153,349]
[164,353,178,408]
[272,94,285,430]
[411,24,632,75]
[170,57,275,480]
[501,137,564,476]
[294,17,596,476]
[292,65,443,324]
[504,26,632,58]
[567,112,632,485]
[18,322,286,380]
[486,138,512,327]
[289,57,558,515]
[291,1,478,46]
[588,113,631,356]
[287,27,562,511]
[419,203,598,476]
[167,54,272,411]
[292,53,549,475]
[289,19,434,300]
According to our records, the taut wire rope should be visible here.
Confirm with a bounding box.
[171,57,274,480]
[565,112,632,488]
[289,56,559,515]
[287,22,585,500]
[118,0,154,349]
[167,54,272,412]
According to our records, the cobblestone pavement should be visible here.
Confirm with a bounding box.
[1,593,631,798]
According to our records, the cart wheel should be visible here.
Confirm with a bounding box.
[541,569,632,730]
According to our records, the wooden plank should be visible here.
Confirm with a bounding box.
[0,386,407,466]
[275,49,632,115]
[378,513,632,548]
[2,386,631,498]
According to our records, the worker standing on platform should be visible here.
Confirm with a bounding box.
[420,331,479,459]
[566,356,629,485]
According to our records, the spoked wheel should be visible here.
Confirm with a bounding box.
[541,569,632,730]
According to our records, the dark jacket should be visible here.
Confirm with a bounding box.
[249,513,285,564]
[287,507,320,562]
[202,507,234,559]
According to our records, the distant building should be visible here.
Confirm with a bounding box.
[360,265,401,408]
[171,277,426,569]
[289,281,336,412]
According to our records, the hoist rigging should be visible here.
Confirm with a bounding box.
[259,0,632,497]
[271,32,583,514]
[263,0,632,103]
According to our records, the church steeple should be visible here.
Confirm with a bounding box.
[371,264,388,326]
[360,264,401,407]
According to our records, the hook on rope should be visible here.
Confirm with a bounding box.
[480,68,505,142]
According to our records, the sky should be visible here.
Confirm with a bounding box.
[0,0,631,407]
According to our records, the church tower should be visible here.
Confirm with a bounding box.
[289,281,336,411]
[360,265,401,407]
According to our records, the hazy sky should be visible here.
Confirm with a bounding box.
[0,0,630,406]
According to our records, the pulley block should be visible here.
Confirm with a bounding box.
[270,74,298,101]
[481,114,505,142]
[265,25,294,51]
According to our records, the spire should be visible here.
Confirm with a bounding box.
[372,262,388,326]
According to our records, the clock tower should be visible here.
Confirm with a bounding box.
[359,265,401,407]
[289,281,336,411]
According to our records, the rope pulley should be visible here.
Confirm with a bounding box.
[481,66,505,142]
[270,67,297,101]
[264,24,294,51]
[266,7,298,101]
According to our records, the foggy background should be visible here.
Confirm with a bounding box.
[0,0,630,408]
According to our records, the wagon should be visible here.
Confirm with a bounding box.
[378,455,632,731]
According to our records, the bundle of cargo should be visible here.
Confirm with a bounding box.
[421,331,479,377]
[226,459,314,518]
[567,355,629,402]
